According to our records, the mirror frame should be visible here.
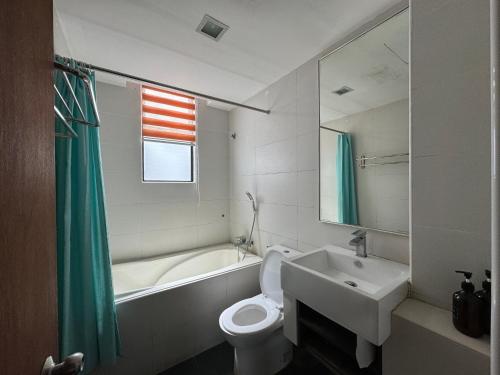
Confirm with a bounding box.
[317,3,410,237]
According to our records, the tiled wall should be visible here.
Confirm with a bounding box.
[228,59,410,264]
[411,0,491,309]
[322,99,410,233]
[98,82,230,262]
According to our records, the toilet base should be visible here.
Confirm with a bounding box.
[233,328,293,375]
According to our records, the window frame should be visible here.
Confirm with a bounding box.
[141,137,196,183]
[140,85,197,184]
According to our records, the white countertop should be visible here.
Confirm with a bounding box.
[394,298,490,357]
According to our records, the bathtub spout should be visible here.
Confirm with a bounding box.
[232,236,248,261]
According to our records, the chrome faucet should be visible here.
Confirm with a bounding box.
[233,236,247,260]
[349,229,367,258]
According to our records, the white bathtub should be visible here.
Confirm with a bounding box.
[113,243,261,300]
[94,243,262,375]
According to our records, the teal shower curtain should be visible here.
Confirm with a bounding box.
[55,59,120,373]
[336,134,359,225]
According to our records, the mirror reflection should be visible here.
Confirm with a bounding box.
[319,9,409,234]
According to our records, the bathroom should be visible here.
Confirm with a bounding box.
[1,0,498,374]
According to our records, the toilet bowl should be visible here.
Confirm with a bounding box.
[219,245,300,375]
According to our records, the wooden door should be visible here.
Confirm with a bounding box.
[0,0,58,374]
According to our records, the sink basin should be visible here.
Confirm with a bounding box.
[281,245,409,345]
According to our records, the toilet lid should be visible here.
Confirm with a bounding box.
[260,246,298,306]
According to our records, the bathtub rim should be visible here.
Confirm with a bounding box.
[114,249,262,304]
[112,242,240,266]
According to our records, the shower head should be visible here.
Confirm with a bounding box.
[245,192,257,212]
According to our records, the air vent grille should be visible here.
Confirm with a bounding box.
[332,86,354,96]
[196,14,229,41]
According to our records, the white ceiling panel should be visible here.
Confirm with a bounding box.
[54,0,403,109]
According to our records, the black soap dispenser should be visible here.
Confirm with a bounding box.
[475,269,491,334]
[452,271,483,338]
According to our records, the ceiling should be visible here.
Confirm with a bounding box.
[54,0,403,110]
[320,9,409,123]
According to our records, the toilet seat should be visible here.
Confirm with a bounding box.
[220,294,281,336]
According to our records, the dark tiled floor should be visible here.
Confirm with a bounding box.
[158,342,330,375]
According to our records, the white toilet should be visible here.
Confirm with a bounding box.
[219,245,299,375]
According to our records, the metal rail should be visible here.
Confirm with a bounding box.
[55,55,271,115]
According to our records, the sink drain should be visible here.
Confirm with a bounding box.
[344,280,358,288]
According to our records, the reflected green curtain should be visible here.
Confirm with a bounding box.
[55,58,120,373]
[336,134,359,225]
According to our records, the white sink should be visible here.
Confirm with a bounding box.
[281,245,409,345]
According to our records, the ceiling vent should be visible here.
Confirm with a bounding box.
[332,86,354,96]
[196,14,229,41]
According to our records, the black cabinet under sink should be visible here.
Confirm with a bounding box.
[295,302,382,375]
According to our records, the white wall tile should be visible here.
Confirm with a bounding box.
[230,174,256,202]
[196,100,229,134]
[412,225,490,309]
[197,222,230,247]
[97,82,141,117]
[255,138,297,174]
[104,169,142,206]
[99,111,141,145]
[229,57,409,262]
[109,233,142,262]
[412,153,490,235]
[140,227,198,258]
[101,142,141,173]
[297,170,317,208]
[297,206,351,248]
[230,142,256,177]
[297,131,318,171]
[411,0,491,308]
[230,199,255,227]
[258,203,298,240]
[137,183,198,205]
[229,107,256,140]
[369,230,409,265]
[411,0,490,90]
[256,172,297,206]
[198,129,229,164]
[99,82,231,261]
[297,241,319,253]
[196,199,229,225]
[229,222,249,243]
[106,204,141,236]
[256,230,298,253]
[198,166,229,201]
[255,102,297,147]
[297,59,319,136]
[411,68,490,158]
[139,202,197,232]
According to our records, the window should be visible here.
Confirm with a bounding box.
[141,85,196,182]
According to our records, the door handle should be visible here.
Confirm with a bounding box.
[41,353,84,375]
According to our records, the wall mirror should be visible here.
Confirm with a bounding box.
[319,9,409,235]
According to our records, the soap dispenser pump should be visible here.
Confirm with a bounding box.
[475,269,491,334]
[452,271,483,338]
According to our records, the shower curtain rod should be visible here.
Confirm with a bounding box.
[320,125,347,134]
[54,55,271,115]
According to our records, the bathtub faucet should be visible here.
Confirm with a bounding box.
[233,236,250,261]
[233,236,246,247]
